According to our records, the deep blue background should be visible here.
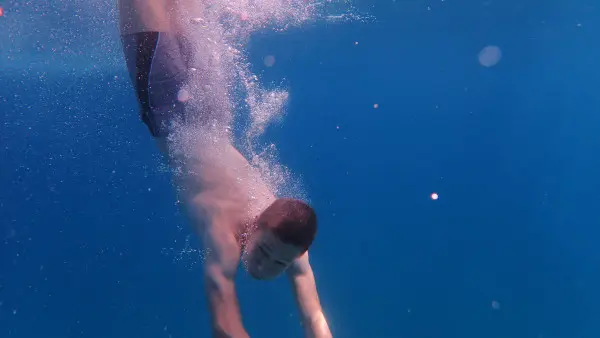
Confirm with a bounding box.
[2,1,600,337]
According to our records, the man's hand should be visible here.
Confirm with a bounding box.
[287,252,333,338]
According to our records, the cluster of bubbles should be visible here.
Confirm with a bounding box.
[162,234,211,270]
[164,0,365,202]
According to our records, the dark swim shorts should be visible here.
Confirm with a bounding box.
[121,32,193,137]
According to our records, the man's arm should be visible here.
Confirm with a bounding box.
[202,222,249,338]
[183,142,254,338]
[286,252,333,338]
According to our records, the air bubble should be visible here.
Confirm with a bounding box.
[264,55,276,67]
[478,45,502,67]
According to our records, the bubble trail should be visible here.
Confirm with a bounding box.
[166,0,366,200]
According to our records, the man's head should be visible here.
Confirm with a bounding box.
[243,198,317,280]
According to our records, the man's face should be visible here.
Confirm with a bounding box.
[242,228,303,280]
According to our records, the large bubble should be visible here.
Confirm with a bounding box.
[478,45,502,67]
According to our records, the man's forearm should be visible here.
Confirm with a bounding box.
[302,311,332,338]
[205,272,249,338]
[287,254,333,338]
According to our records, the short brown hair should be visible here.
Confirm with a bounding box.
[258,198,318,251]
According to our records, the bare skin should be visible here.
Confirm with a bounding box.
[117,0,203,35]
[117,1,332,337]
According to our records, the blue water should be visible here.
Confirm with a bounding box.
[2,1,600,337]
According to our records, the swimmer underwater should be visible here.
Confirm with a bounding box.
[117,0,332,337]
